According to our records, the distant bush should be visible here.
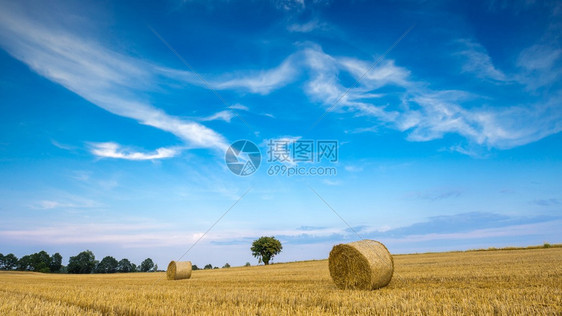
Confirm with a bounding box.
[544,243,552,248]
[245,262,251,267]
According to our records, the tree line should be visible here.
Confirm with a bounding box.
[1,236,284,273]
[0,250,157,274]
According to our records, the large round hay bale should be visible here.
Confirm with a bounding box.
[328,239,394,290]
[166,261,192,280]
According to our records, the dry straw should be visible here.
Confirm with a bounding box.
[329,239,394,290]
[166,261,192,280]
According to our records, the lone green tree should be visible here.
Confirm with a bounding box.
[251,236,282,265]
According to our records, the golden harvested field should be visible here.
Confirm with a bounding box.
[1,248,561,315]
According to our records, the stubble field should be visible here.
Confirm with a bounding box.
[1,247,561,315]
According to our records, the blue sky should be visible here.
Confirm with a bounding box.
[0,0,561,268]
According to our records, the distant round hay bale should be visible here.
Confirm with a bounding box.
[329,239,394,290]
[166,261,192,280]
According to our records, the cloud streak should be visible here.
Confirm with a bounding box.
[0,1,228,156]
[1,0,560,158]
[0,222,201,248]
[456,39,508,82]
[164,40,562,152]
[1,212,559,250]
[213,57,298,94]
[201,110,236,123]
[90,142,180,160]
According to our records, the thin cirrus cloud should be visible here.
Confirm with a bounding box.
[1,210,559,250]
[33,199,99,210]
[455,39,508,82]
[287,19,326,33]
[208,212,562,247]
[311,45,562,150]
[0,2,229,157]
[228,103,250,111]
[0,222,202,248]
[457,39,562,91]
[1,0,561,159]
[173,35,560,152]
[212,56,299,94]
[516,44,562,90]
[201,110,236,123]
[205,42,562,151]
[89,142,180,160]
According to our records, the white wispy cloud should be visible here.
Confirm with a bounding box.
[339,58,411,89]
[1,0,559,157]
[89,142,180,160]
[344,165,363,173]
[50,139,75,151]
[287,19,325,33]
[161,42,559,153]
[201,110,236,123]
[228,103,249,111]
[221,41,560,151]
[35,200,64,210]
[0,222,198,248]
[387,220,562,243]
[456,39,508,82]
[0,1,228,156]
[31,195,101,210]
[322,179,340,186]
[161,57,298,95]
[0,221,340,248]
[516,44,562,90]
[518,44,561,71]
[298,44,562,150]
[213,57,298,94]
[274,0,305,11]
[2,212,558,249]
